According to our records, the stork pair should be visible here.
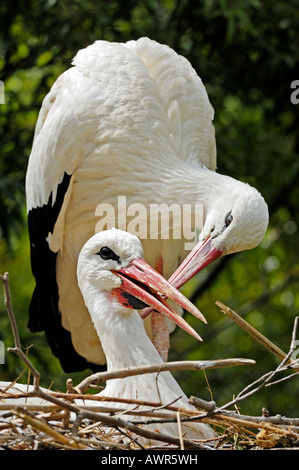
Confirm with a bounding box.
[24,38,268,443]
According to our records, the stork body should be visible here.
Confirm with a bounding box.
[26,38,268,372]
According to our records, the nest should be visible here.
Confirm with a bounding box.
[1,272,299,451]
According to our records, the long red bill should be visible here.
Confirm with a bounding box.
[112,258,205,341]
[140,237,223,321]
[168,236,223,289]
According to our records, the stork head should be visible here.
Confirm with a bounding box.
[77,228,206,341]
[169,180,269,289]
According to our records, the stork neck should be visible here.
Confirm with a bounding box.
[87,292,163,371]
[153,162,232,210]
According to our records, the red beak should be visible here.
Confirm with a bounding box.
[168,236,223,289]
[111,258,206,341]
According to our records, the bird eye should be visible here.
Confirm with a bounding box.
[225,213,233,227]
[98,246,120,262]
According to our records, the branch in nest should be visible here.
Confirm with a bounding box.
[11,406,87,449]
[0,272,40,386]
[74,358,256,393]
[0,272,210,449]
[187,311,299,438]
[216,300,299,370]
[2,271,299,450]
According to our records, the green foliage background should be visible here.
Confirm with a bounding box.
[1,0,299,417]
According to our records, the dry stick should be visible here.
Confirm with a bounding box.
[0,272,209,450]
[11,406,87,450]
[216,300,299,370]
[1,366,208,449]
[176,411,184,450]
[71,435,129,450]
[188,398,299,428]
[189,396,217,412]
[75,358,255,393]
[205,413,299,440]
[2,389,299,449]
[36,390,209,450]
[106,404,299,440]
[0,273,40,386]
[195,314,299,421]
[291,316,299,357]
[1,270,272,449]
[4,271,296,448]
[169,315,299,445]
[3,392,299,429]
[0,391,215,426]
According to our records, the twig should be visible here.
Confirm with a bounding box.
[189,396,217,412]
[75,358,255,393]
[2,271,299,449]
[176,411,184,450]
[216,300,299,370]
[290,316,299,356]
[0,273,20,349]
[13,384,209,449]
[11,407,87,449]
[188,396,299,428]
[71,435,129,450]
[1,271,209,448]
[0,377,210,448]
[266,370,299,388]
[193,315,299,421]
[0,273,40,386]
[206,413,299,440]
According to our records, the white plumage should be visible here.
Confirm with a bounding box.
[25,37,268,372]
[75,228,215,442]
[0,229,215,444]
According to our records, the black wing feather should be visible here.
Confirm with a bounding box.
[27,172,104,373]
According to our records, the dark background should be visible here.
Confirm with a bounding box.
[1,0,299,418]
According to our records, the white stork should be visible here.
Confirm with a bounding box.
[25,37,268,372]
[0,229,214,443]
[76,228,215,442]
